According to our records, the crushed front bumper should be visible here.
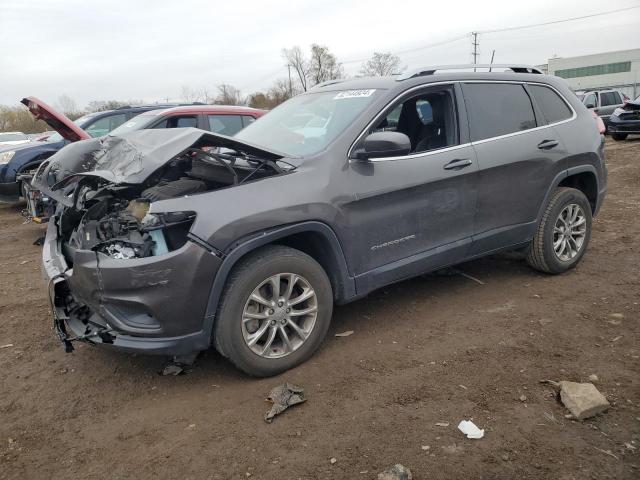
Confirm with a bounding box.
[43,219,221,355]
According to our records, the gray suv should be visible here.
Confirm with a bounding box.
[37,64,606,376]
[577,89,628,128]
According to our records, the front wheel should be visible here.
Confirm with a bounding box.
[214,245,333,377]
[526,187,592,274]
[611,133,628,141]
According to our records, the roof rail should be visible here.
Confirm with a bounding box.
[397,64,544,81]
[314,79,347,88]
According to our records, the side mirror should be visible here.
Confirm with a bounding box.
[585,103,595,109]
[354,131,411,160]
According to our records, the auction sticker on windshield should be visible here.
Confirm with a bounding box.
[334,89,376,100]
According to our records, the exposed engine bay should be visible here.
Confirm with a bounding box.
[56,146,289,263]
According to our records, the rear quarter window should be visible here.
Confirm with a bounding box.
[529,85,573,124]
[462,83,537,142]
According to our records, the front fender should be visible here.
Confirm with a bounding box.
[201,221,355,340]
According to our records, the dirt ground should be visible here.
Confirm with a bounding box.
[1,138,638,480]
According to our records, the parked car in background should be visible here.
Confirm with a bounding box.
[109,104,264,137]
[0,98,173,202]
[576,89,629,130]
[607,95,640,141]
[0,132,30,146]
[27,131,56,142]
[38,65,606,377]
[22,103,265,222]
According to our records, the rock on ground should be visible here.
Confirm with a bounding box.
[559,381,610,420]
[378,464,412,480]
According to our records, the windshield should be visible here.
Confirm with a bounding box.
[0,133,28,141]
[235,89,381,156]
[109,115,157,135]
[45,115,93,143]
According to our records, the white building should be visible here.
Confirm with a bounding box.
[546,48,640,99]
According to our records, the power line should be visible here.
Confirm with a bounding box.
[341,34,469,65]
[478,5,640,34]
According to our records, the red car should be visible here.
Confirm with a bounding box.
[109,105,265,137]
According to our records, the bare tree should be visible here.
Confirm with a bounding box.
[215,84,243,105]
[308,44,344,87]
[55,94,79,115]
[180,86,201,103]
[282,46,309,92]
[198,87,214,104]
[360,52,404,77]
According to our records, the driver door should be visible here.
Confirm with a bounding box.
[342,84,478,290]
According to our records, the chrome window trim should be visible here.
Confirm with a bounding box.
[365,142,473,163]
[348,80,577,162]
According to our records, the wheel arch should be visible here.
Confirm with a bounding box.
[202,221,355,337]
[558,166,599,213]
[537,166,599,222]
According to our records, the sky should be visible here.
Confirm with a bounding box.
[1,0,639,108]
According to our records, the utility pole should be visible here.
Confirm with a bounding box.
[471,32,479,71]
[287,64,293,97]
[489,49,495,72]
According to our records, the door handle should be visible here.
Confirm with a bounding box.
[443,158,472,170]
[537,139,559,150]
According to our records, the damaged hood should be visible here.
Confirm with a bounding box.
[21,96,90,143]
[32,127,290,205]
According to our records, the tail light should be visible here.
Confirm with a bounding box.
[590,111,605,134]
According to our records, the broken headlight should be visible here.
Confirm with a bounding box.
[0,151,15,165]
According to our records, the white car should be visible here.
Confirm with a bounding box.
[0,131,30,147]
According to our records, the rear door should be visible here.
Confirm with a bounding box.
[462,82,569,255]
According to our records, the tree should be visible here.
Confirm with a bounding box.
[215,84,243,105]
[282,46,309,92]
[248,79,296,110]
[360,52,404,77]
[55,94,79,116]
[308,44,344,86]
[180,86,201,103]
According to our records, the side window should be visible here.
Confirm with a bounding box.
[176,116,197,128]
[84,113,127,138]
[371,87,457,153]
[600,92,619,106]
[462,83,536,142]
[242,115,256,127]
[153,115,197,129]
[529,85,573,124]
[583,93,597,108]
[207,115,243,135]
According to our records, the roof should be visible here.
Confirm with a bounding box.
[141,105,266,117]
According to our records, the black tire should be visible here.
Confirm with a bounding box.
[611,133,627,141]
[526,187,592,274]
[213,245,333,377]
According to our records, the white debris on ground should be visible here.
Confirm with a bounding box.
[457,420,485,439]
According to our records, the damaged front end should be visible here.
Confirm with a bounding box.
[39,128,293,354]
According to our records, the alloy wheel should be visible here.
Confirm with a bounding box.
[241,273,318,359]
[553,203,587,261]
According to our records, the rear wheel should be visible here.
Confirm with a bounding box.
[526,187,592,274]
[214,245,333,377]
[611,133,628,141]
